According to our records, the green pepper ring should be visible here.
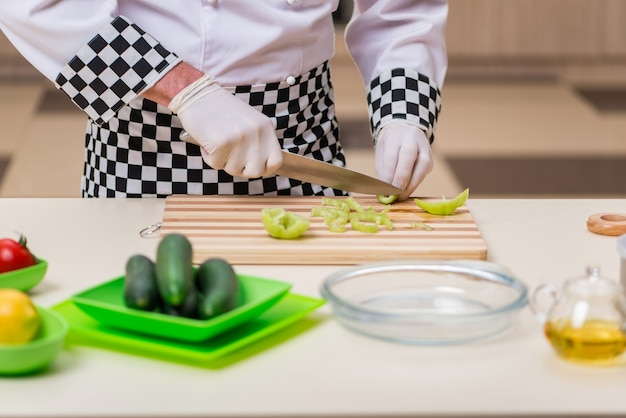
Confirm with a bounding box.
[261,208,311,239]
[376,194,398,205]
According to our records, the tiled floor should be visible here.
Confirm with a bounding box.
[1,37,626,199]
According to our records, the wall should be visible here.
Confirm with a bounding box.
[445,0,626,84]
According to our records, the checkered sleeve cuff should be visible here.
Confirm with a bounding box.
[54,16,181,125]
[367,68,442,143]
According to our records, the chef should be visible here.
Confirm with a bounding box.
[0,1,447,199]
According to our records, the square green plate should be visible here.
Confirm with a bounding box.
[53,293,324,364]
[71,274,291,343]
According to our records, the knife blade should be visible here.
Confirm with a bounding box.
[276,151,402,195]
[179,131,402,195]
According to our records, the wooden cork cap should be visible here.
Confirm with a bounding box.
[587,213,626,236]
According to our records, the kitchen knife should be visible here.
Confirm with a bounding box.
[179,131,403,195]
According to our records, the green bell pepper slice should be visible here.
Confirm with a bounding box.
[311,197,395,233]
[414,188,470,215]
[311,206,349,233]
[376,194,398,205]
[348,211,393,233]
[261,208,311,239]
[349,213,379,234]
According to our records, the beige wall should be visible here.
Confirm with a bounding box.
[1,1,626,82]
[445,0,626,83]
[447,0,625,58]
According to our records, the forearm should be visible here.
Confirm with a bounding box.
[141,62,204,107]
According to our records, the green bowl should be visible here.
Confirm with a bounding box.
[71,274,292,343]
[0,305,68,376]
[0,259,48,292]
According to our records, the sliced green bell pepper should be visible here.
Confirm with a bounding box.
[311,206,349,233]
[414,188,470,216]
[261,208,311,239]
[311,197,394,233]
[376,194,398,205]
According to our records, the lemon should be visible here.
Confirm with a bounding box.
[0,289,40,345]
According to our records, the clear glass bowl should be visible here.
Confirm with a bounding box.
[320,260,528,345]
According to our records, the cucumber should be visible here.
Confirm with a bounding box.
[161,287,200,319]
[155,233,193,307]
[195,257,239,319]
[124,254,161,311]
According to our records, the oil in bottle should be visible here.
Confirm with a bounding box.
[544,318,626,363]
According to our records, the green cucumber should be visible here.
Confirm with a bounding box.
[161,287,200,319]
[195,257,239,319]
[155,233,193,307]
[124,254,161,311]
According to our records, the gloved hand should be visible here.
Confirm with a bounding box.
[168,74,283,178]
[374,123,434,201]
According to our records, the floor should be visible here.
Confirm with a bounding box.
[2,37,626,199]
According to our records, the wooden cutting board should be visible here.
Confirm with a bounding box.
[160,195,488,265]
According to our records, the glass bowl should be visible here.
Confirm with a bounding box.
[0,259,48,292]
[320,260,528,345]
[0,305,68,375]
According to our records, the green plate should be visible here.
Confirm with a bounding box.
[0,305,68,376]
[71,274,291,343]
[53,294,324,365]
[0,259,48,292]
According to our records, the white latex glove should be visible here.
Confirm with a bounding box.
[168,74,283,178]
[374,123,434,201]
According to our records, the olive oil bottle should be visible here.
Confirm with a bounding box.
[545,318,626,362]
[530,266,626,365]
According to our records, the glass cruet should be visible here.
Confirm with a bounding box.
[529,265,626,364]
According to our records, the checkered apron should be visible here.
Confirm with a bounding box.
[82,61,348,197]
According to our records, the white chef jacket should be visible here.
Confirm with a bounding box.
[0,1,447,128]
[0,1,447,197]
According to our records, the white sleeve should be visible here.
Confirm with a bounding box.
[0,3,179,125]
[0,1,119,81]
[344,0,448,142]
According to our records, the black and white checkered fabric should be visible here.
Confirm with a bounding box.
[53,16,442,198]
[55,16,180,126]
[80,61,348,197]
[367,68,442,144]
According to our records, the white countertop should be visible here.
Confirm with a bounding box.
[1,197,626,417]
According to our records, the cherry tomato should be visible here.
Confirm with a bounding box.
[0,235,37,274]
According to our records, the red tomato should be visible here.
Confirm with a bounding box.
[0,236,37,274]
